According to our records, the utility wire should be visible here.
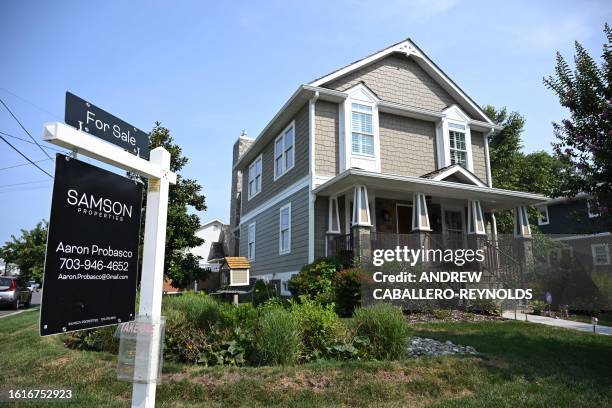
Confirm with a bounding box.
[0,87,61,119]
[0,130,66,153]
[0,97,53,160]
[0,133,53,178]
[0,185,52,194]
[0,158,52,171]
[0,179,51,188]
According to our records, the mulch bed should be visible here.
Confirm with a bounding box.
[405,310,503,323]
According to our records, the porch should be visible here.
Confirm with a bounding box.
[313,167,548,287]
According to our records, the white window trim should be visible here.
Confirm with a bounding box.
[273,121,296,181]
[279,203,292,255]
[327,196,341,234]
[247,222,256,261]
[341,84,381,173]
[591,243,611,266]
[537,205,550,226]
[247,154,262,200]
[436,105,474,172]
[587,200,601,218]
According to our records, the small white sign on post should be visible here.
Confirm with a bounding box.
[116,316,166,383]
[43,120,176,408]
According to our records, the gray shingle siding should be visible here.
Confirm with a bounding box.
[240,186,309,276]
[379,113,437,177]
[314,101,339,176]
[471,131,487,184]
[241,104,309,215]
[325,54,478,119]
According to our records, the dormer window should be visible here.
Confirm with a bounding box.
[351,103,374,156]
[436,106,474,173]
[449,124,467,167]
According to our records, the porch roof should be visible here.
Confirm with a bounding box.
[313,169,548,210]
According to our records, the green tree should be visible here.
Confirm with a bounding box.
[543,23,612,215]
[138,122,208,289]
[0,220,48,283]
[483,106,570,233]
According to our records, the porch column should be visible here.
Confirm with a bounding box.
[326,196,341,257]
[351,186,372,263]
[513,205,534,269]
[411,193,431,249]
[467,200,486,251]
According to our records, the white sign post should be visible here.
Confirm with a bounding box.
[43,122,176,408]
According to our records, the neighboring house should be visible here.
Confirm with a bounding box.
[537,195,611,271]
[190,218,229,272]
[229,38,548,295]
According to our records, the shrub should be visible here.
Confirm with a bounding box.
[353,304,408,360]
[288,258,341,304]
[253,306,300,365]
[334,268,362,317]
[162,291,221,329]
[64,326,118,354]
[432,308,452,320]
[290,297,342,360]
[252,280,278,307]
[466,298,501,316]
[530,300,547,315]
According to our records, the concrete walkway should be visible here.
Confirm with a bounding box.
[502,311,612,336]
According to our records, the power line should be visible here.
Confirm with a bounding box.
[0,87,61,120]
[0,158,51,171]
[0,130,66,153]
[0,97,53,160]
[0,179,51,188]
[0,133,53,178]
[0,185,52,194]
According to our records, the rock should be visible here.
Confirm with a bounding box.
[406,337,479,357]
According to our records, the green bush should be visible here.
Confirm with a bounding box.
[353,304,408,360]
[162,292,221,329]
[290,297,342,360]
[288,258,341,304]
[466,298,501,316]
[252,280,278,307]
[334,268,362,317]
[432,308,452,320]
[64,325,118,354]
[253,306,300,366]
[530,300,547,315]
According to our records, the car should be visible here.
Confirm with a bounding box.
[0,277,32,310]
[27,281,40,292]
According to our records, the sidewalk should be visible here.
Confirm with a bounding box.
[502,311,612,336]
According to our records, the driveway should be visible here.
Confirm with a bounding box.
[0,290,41,318]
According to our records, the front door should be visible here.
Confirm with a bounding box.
[396,204,412,246]
[444,210,464,249]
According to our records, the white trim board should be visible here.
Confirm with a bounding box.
[240,176,310,224]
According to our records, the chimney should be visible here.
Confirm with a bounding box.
[228,131,254,256]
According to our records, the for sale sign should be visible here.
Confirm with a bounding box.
[40,154,143,336]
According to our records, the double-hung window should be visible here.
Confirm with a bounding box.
[279,203,291,254]
[248,155,262,199]
[537,205,549,226]
[448,123,467,167]
[247,222,256,261]
[587,199,601,218]
[351,103,374,156]
[274,123,294,179]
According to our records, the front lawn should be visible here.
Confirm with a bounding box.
[1,311,611,407]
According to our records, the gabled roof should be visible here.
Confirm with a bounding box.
[309,38,493,125]
[421,164,487,187]
[223,257,250,269]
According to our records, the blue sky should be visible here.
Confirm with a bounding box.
[0,0,610,243]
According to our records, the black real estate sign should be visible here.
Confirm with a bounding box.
[64,91,149,159]
[40,154,143,336]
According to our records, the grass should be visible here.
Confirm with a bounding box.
[1,311,611,407]
[563,312,612,327]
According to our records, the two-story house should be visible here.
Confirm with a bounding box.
[537,195,611,271]
[229,39,547,295]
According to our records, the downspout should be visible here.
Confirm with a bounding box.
[485,129,499,247]
[308,91,319,263]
